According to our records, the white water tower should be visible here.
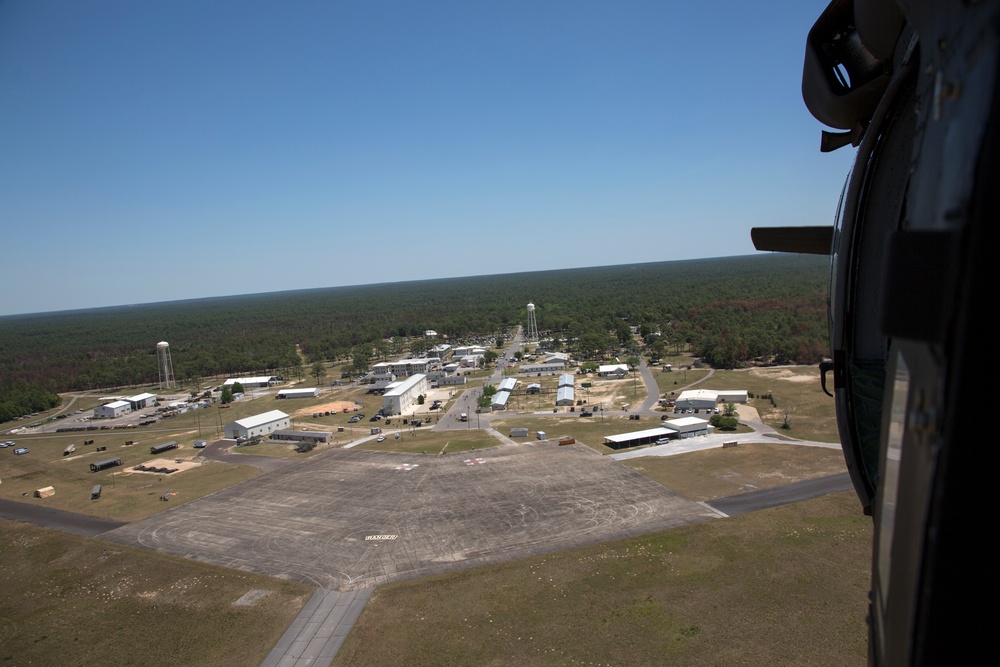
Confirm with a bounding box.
[526,302,539,340]
[157,341,175,390]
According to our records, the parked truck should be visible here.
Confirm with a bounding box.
[459,413,468,422]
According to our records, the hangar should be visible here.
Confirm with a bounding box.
[224,410,290,440]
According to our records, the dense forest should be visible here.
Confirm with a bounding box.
[0,254,830,415]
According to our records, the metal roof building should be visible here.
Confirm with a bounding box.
[558,374,575,388]
[491,390,511,410]
[126,392,157,410]
[277,388,320,399]
[603,427,674,450]
[498,378,518,393]
[556,386,575,406]
[94,400,131,419]
[224,410,290,440]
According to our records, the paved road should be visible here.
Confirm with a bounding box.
[0,498,125,537]
[260,588,373,667]
[706,472,853,516]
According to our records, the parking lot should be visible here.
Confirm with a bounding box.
[102,442,718,590]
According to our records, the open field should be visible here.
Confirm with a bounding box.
[653,368,712,396]
[334,491,870,667]
[0,518,313,667]
[622,442,850,501]
[698,367,839,442]
[358,430,499,455]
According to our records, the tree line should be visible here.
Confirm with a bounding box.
[0,254,830,421]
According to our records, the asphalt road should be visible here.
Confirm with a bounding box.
[0,497,125,537]
[706,472,853,516]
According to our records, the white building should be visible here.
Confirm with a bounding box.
[223,376,280,388]
[675,389,721,409]
[663,416,713,437]
[372,358,439,378]
[126,392,157,411]
[521,362,565,375]
[491,391,511,410]
[556,386,575,406]
[453,346,487,358]
[277,388,320,399]
[224,410,290,440]
[598,364,629,377]
[558,373,575,388]
[545,353,571,364]
[94,400,131,419]
[382,374,430,416]
[497,378,518,393]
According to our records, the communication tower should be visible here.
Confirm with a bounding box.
[156,341,175,390]
[526,302,539,340]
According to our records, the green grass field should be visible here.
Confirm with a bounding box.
[699,367,839,442]
[0,519,313,667]
[335,490,870,667]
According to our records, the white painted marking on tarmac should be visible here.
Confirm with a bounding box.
[365,535,398,541]
[395,463,419,471]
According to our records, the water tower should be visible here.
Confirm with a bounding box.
[157,341,175,390]
[526,302,539,340]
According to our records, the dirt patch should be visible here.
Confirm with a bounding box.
[746,367,816,383]
[127,458,202,475]
[291,400,359,417]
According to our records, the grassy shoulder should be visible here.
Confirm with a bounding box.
[0,518,313,667]
[356,429,500,455]
[623,442,848,501]
[334,491,870,667]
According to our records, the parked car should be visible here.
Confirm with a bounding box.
[376,435,386,442]
[655,437,670,445]
[193,440,207,449]
[13,447,29,455]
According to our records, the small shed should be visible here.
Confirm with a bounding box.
[34,486,55,498]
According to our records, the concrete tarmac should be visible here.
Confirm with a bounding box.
[101,442,719,591]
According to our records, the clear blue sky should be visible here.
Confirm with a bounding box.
[0,0,853,316]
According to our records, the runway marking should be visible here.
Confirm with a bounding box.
[365,534,399,541]
[463,458,486,466]
[395,463,419,471]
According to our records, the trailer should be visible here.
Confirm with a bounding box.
[150,440,179,455]
[63,443,76,456]
[90,457,122,472]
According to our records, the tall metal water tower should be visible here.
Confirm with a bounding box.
[157,341,175,390]
[526,302,539,340]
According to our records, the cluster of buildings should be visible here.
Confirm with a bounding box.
[93,392,158,419]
